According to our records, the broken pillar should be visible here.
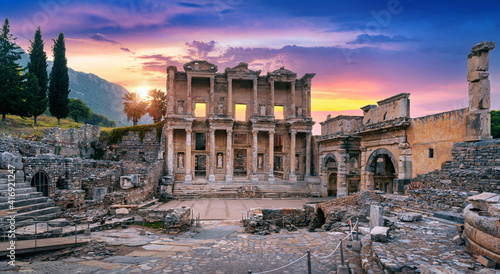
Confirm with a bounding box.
[466,41,495,141]
[369,204,384,231]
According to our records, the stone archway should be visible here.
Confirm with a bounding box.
[31,171,49,197]
[365,148,397,193]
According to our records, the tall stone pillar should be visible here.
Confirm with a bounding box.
[166,66,176,114]
[185,128,192,183]
[337,150,348,198]
[227,77,233,116]
[209,129,216,182]
[289,130,297,182]
[269,80,275,116]
[209,76,215,115]
[465,41,495,141]
[226,129,233,182]
[290,81,296,117]
[253,79,258,115]
[167,128,174,176]
[187,75,192,115]
[268,131,275,183]
[251,130,259,182]
[305,132,311,176]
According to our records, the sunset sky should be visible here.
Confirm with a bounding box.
[2,0,500,133]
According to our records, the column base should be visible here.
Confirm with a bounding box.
[268,174,275,184]
[185,174,192,183]
[208,174,216,183]
[225,174,233,183]
[289,174,297,183]
[251,175,259,183]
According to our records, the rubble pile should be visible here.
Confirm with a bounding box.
[138,207,192,234]
[243,206,314,235]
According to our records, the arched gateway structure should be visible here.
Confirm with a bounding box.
[316,41,495,197]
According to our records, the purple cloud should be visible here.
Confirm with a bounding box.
[185,40,216,58]
[347,34,418,45]
[90,33,119,44]
[120,47,135,54]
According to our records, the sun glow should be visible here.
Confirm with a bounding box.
[135,87,150,99]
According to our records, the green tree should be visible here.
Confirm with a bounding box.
[0,18,23,121]
[48,33,70,125]
[68,98,91,122]
[123,91,148,125]
[13,72,38,118]
[27,26,48,126]
[147,88,167,123]
[85,113,116,127]
[491,110,500,139]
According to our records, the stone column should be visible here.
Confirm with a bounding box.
[185,128,192,183]
[187,75,192,115]
[209,76,215,116]
[227,77,233,116]
[269,80,275,116]
[209,128,216,182]
[337,150,348,198]
[305,132,311,176]
[167,128,174,176]
[167,67,175,114]
[268,131,275,183]
[251,130,259,182]
[253,78,258,116]
[290,81,296,117]
[306,82,311,118]
[226,129,233,182]
[289,130,297,182]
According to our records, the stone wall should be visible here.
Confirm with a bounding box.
[412,139,500,193]
[109,129,163,163]
[243,206,314,234]
[407,109,468,177]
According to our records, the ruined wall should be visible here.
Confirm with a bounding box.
[111,129,163,163]
[407,109,468,177]
[412,139,500,193]
[361,93,410,125]
[320,116,363,135]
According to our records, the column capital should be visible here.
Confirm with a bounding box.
[269,130,275,135]
[252,129,259,135]
[185,128,192,134]
[269,79,275,85]
[227,76,232,82]
[226,128,233,134]
[167,128,174,133]
[209,128,215,134]
[291,130,297,135]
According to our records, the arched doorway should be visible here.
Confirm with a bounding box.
[328,173,337,196]
[366,148,397,193]
[31,171,49,196]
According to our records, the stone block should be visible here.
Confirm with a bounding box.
[15,170,24,184]
[488,204,500,218]
[453,235,464,245]
[478,255,496,268]
[465,110,491,141]
[468,192,500,211]
[468,51,490,72]
[120,176,133,189]
[468,79,490,110]
[337,265,349,274]
[467,71,489,82]
[471,41,496,53]
[93,187,108,202]
[352,240,362,252]
[420,264,453,274]
[116,208,130,215]
[0,152,23,170]
[369,204,384,230]
[397,212,422,222]
[370,226,389,242]
[434,211,464,224]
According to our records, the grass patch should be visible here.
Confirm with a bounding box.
[108,120,165,145]
[0,114,115,138]
[143,221,164,229]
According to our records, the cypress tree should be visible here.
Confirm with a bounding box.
[27,26,48,125]
[48,33,70,125]
[0,18,23,121]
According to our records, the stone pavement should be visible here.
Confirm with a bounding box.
[6,221,361,273]
[159,198,333,220]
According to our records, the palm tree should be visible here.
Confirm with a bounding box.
[123,91,148,125]
[147,88,167,123]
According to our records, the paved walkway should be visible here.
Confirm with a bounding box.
[159,198,333,220]
[0,237,88,256]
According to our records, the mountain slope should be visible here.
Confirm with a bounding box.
[18,52,151,127]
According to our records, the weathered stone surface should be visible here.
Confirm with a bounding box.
[370,226,389,242]
[453,235,464,245]
[419,264,454,274]
[369,204,384,230]
[471,41,496,53]
[0,152,23,169]
[468,192,500,211]
[434,211,464,224]
[93,187,108,202]
[397,212,422,222]
[468,79,490,110]
[478,255,496,268]
[464,205,500,238]
[116,208,130,215]
[487,204,500,218]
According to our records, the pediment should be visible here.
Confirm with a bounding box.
[183,60,218,72]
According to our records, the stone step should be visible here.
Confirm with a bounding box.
[433,211,464,224]
[0,200,55,214]
[0,187,37,196]
[0,206,61,223]
[0,192,42,203]
[0,182,31,190]
[0,212,62,231]
[0,196,50,210]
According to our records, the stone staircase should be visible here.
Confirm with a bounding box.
[173,181,311,199]
[0,171,62,231]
